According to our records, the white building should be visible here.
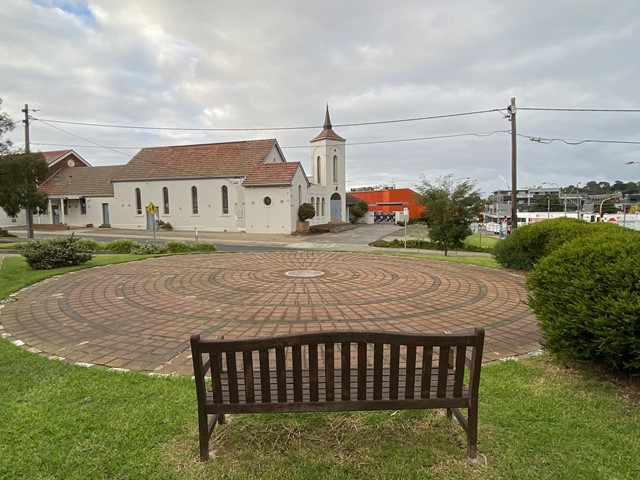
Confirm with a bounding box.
[36,108,347,234]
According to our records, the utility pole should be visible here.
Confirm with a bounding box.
[22,104,30,153]
[21,104,34,238]
[508,97,518,230]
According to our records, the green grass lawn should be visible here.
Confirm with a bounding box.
[465,232,499,249]
[1,340,638,479]
[1,251,638,478]
[0,255,152,300]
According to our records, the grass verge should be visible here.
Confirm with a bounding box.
[1,341,638,479]
[0,255,154,300]
[1,251,637,478]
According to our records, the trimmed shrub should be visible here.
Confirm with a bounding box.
[492,218,621,271]
[76,238,102,252]
[165,241,192,253]
[105,239,139,254]
[131,243,168,255]
[526,228,640,372]
[21,236,94,270]
[191,242,216,252]
[369,238,484,252]
[298,203,315,222]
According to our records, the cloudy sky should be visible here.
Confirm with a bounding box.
[2,0,639,195]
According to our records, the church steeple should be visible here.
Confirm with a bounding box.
[323,104,332,130]
[311,105,345,142]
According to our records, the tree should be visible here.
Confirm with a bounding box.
[297,202,315,222]
[0,152,49,238]
[349,199,369,224]
[416,175,483,256]
[0,98,15,154]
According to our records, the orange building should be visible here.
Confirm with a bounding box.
[349,188,425,219]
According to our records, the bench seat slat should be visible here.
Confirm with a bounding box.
[204,368,469,409]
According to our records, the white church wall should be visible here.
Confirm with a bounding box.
[110,178,246,232]
[245,186,295,234]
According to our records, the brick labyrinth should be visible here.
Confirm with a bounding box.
[0,252,540,375]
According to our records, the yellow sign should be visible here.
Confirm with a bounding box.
[146,202,158,215]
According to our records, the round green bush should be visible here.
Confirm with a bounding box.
[76,238,101,252]
[298,203,315,222]
[21,236,94,269]
[105,239,139,254]
[165,241,192,253]
[131,243,168,255]
[526,228,640,372]
[492,218,620,271]
[191,242,216,252]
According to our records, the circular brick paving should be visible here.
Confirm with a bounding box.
[0,252,540,375]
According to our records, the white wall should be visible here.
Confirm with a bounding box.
[0,210,25,228]
[111,178,247,232]
[244,185,295,234]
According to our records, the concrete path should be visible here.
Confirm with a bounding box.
[0,251,539,376]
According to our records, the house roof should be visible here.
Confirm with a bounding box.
[39,165,126,197]
[311,106,345,142]
[41,150,91,167]
[242,162,304,187]
[115,139,280,181]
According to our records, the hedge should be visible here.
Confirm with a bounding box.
[526,228,640,372]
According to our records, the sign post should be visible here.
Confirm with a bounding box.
[403,207,409,249]
[146,202,158,241]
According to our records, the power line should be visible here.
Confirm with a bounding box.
[31,130,512,152]
[282,130,510,149]
[32,108,502,132]
[35,119,132,158]
[517,133,640,146]
[520,107,640,113]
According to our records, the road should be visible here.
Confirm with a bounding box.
[2,224,405,253]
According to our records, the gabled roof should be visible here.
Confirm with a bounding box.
[114,139,280,181]
[39,165,126,197]
[311,106,345,142]
[242,162,305,187]
[41,150,91,167]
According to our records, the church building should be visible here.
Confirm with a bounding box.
[30,108,347,234]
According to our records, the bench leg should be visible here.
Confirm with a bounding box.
[466,403,479,462]
[199,413,225,461]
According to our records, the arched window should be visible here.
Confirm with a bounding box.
[222,185,229,214]
[316,197,320,216]
[162,187,170,214]
[135,188,142,215]
[316,156,321,183]
[191,186,198,214]
[310,196,314,207]
[333,155,338,183]
[321,198,326,216]
[298,185,302,206]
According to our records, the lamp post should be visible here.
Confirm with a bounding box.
[599,195,620,221]
[542,182,564,215]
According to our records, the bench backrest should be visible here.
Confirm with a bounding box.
[191,328,484,408]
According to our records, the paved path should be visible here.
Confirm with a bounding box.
[0,251,539,375]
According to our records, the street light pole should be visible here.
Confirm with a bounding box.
[599,195,620,220]
[508,97,518,230]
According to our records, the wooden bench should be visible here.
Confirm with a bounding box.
[190,328,485,462]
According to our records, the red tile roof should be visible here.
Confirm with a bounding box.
[115,139,279,181]
[310,107,345,142]
[242,162,303,186]
[41,150,91,167]
[39,165,126,197]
